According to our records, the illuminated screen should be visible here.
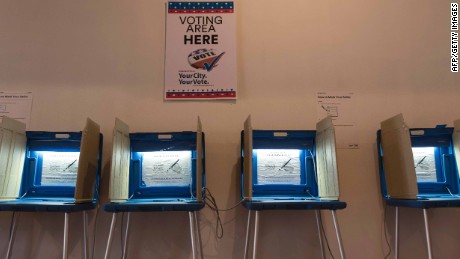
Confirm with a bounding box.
[141,151,192,187]
[40,151,80,186]
[255,149,302,185]
[413,147,437,182]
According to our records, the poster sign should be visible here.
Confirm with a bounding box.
[0,92,33,129]
[316,91,359,149]
[165,1,237,100]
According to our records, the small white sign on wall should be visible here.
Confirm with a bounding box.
[0,92,33,129]
[316,92,359,149]
[164,1,237,100]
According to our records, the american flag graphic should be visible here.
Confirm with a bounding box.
[168,2,234,14]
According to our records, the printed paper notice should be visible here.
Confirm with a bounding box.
[256,149,302,185]
[41,152,80,186]
[316,92,358,149]
[0,92,33,129]
[164,1,237,100]
[141,151,192,186]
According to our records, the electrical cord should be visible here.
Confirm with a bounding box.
[189,177,196,199]
[308,149,318,185]
[445,186,460,197]
[203,187,244,239]
[19,191,28,199]
[383,204,391,259]
[318,211,335,259]
[308,152,335,259]
[127,192,135,201]
[204,191,223,239]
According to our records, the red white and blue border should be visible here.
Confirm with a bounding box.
[168,2,234,14]
[166,90,236,99]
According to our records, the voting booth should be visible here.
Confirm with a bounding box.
[103,118,205,259]
[0,116,103,259]
[377,114,460,259]
[240,116,347,259]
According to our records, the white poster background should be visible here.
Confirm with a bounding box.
[164,1,237,100]
[316,92,359,149]
[0,92,33,129]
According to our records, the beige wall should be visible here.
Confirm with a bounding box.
[1,0,459,258]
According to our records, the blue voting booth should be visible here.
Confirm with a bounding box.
[0,117,102,259]
[377,114,460,259]
[103,118,205,259]
[241,116,347,259]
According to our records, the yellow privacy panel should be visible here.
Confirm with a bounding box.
[243,115,253,200]
[0,117,26,200]
[380,114,418,199]
[316,117,339,200]
[75,118,101,203]
[196,117,203,202]
[109,118,131,202]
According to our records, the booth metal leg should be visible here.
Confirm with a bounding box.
[189,211,197,259]
[252,211,260,259]
[331,210,345,259]
[6,212,18,259]
[423,209,433,259]
[122,212,131,259]
[104,213,117,259]
[244,210,252,259]
[315,210,326,259]
[83,211,88,259]
[193,211,203,259]
[395,206,399,259]
[63,212,69,259]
